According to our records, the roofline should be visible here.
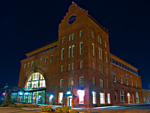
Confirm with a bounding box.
[26,41,58,57]
[110,53,138,71]
[88,15,109,34]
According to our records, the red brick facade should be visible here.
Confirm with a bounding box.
[18,3,143,107]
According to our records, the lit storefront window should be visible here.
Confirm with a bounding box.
[92,91,96,104]
[107,93,111,104]
[25,72,46,89]
[58,92,63,104]
[100,92,105,104]
[77,90,85,104]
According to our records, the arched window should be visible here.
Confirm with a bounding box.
[61,48,64,60]
[80,42,83,55]
[120,89,124,102]
[25,72,46,89]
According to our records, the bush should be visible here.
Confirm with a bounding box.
[8,104,17,107]
[41,106,52,112]
[61,106,70,112]
[1,103,8,107]
[69,110,78,113]
[55,107,62,112]
[17,104,27,107]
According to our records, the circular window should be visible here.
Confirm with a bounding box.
[68,15,76,24]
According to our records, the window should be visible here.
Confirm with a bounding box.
[97,36,99,42]
[77,90,85,104]
[25,72,46,88]
[92,77,95,86]
[91,32,94,38]
[120,75,123,84]
[92,62,95,69]
[99,64,103,73]
[92,91,96,104]
[28,62,30,68]
[107,81,109,89]
[131,76,133,86]
[60,79,63,88]
[45,57,48,64]
[107,93,111,104]
[61,48,64,60]
[40,58,42,66]
[105,52,108,63]
[135,81,137,87]
[120,89,124,102]
[68,46,71,58]
[62,37,65,44]
[92,43,95,56]
[31,61,34,68]
[68,78,74,87]
[136,92,139,103]
[114,74,116,82]
[100,79,103,89]
[79,76,84,87]
[80,30,83,37]
[126,74,128,85]
[72,33,75,40]
[80,42,83,55]
[106,68,109,75]
[98,47,101,59]
[72,63,74,70]
[24,64,26,70]
[100,93,105,104]
[105,41,107,48]
[72,45,75,57]
[114,92,117,102]
[58,92,63,104]
[50,55,53,63]
[68,64,71,71]
[80,61,83,69]
[100,48,103,60]
[61,65,63,72]
[69,35,72,41]
[100,38,102,44]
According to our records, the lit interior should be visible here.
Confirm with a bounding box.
[92,91,96,104]
[25,72,46,88]
[77,90,85,104]
[58,92,63,104]
[100,92,105,104]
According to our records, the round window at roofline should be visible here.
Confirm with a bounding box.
[68,15,76,24]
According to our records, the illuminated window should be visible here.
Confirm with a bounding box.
[92,91,96,104]
[60,79,63,88]
[100,48,103,60]
[72,33,75,40]
[40,58,42,66]
[92,43,95,56]
[120,89,124,102]
[80,30,83,37]
[69,35,72,41]
[62,37,65,44]
[79,76,84,87]
[58,92,63,104]
[77,90,85,104]
[107,93,111,104]
[72,63,74,70]
[31,61,34,68]
[136,92,139,103]
[24,64,26,70]
[92,62,95,69]
[45,57,47,64]
[49,95,54,103]
[25,72,46,89]
[61,48,64,60]
[100,93,105,104]
[100,79,103,89]
[114,92,117,102]
[68,46,71,58]
[92,77,95,86]
[80,42,83,55]
[105,52,108,63]
[50,55,53,63]
[120,75,123,84]
[68,78,74,87]
[114,74,116,82]
[72,45,75,57]
[91,32,94,38]
[80,61,83,69]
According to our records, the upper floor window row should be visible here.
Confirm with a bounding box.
[110,58,138,75]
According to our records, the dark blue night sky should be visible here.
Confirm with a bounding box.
[1,0,150,90]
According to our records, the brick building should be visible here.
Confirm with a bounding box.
[18,3,143,107]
